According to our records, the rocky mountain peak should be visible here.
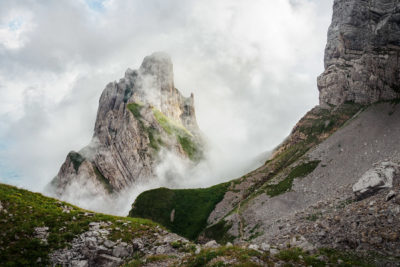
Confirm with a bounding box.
[140,52,174,83]
[49,52,203,201]
[318,0,400,106]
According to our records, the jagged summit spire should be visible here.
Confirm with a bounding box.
[50,52,203,200]
[139,52,174,93]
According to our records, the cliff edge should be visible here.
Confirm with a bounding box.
[318,0,400,106]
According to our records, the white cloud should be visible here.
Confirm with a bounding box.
[0,0,333,199]
[0,8,35,50]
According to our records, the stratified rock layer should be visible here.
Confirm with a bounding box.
[50,52,202,198]
[318,0,400,106]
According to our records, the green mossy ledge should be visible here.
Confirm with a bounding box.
[127,101,202,161]
[129,183,230,240]
[0,183,158,266]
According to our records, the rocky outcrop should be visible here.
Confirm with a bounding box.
[318,0,400,106]
[50,52,203,198]
[50,221,191,267]
[353,161,399,199]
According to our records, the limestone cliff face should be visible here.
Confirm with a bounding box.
[50,52,203,197]
[318,0,400,106]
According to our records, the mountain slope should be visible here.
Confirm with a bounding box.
[128,0,400,263]
[1,183,379,267]
[0,183,173,266]
[49,52,203,201]
[129,102,366,240]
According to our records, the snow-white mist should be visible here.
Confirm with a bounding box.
[0,0,334,215]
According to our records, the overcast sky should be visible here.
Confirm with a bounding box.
[0,0,334,192]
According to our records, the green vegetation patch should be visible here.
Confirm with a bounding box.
[68,151,85,173]
[127,102,201,160]
[153,108,192,136]
[182,246,263,267]
[0,183,158,266]
[276,247,378,267]
[129,183,230,240]
[127,102,143,119]
[153,108,201,161]
[178,136,199,161]
[265,160,320,197]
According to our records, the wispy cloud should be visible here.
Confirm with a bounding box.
[0,0,333,196]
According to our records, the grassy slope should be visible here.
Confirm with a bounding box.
[179,246,375,267]
[0,183,158,266]
[129,183,230,240]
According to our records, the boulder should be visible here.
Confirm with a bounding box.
[353,162,399,199]
[204,240,219,248]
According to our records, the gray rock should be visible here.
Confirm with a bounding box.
[318,0,400,106]
[34,227,49,244]
[96,254,123,267]
[248,244,259,251]
[103,240,116,248]
[353,161,399,198]
[269,248,279,255]
[71,260,89,267]
[132,238,144,251]
[204,240,219,248]
[195,245,201,254]
[386,190,397,201]
[155,244,175,255]
[260,243,271,252]
[112,244,131,258]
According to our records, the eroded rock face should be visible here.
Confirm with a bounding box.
[318,0,400,106]
[50,52,202,198]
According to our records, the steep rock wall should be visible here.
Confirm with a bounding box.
[318,0,400,106]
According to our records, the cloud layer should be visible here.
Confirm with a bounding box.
[0,0,333,195]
